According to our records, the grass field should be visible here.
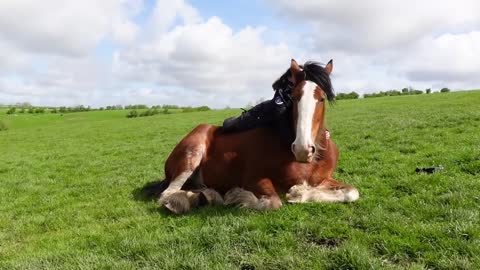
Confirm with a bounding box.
[1,91,479,269]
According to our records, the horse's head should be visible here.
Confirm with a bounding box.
[289,59,334,163]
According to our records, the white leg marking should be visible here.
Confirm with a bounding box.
[160,170,193,201]
[286,182,359,203]
[160,145,206,205]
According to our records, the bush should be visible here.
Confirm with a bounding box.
[125,104,148,109]
[409,89,423,95]
[196,106,211,111]
[0,120,7,131]
[126,110,138,118]
[35,108,46,113]
[139,110,151,117]
[6,107,16,115]
[182,106,211,113]
[336,92,359,100]
[162,104,179,109]
[440,87,450,93]
[426,88,431,94]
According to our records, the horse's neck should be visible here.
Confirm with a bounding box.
[312,128,329,161]
[315,128,328,149]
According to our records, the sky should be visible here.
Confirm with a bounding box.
[1,0,480,108]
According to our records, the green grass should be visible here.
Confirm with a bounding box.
[1,91,480,269]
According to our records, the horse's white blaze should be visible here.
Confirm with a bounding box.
[293,81,317,149]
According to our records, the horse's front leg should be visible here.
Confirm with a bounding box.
[159,124,213,211]
[224,178,282,210]
[286,178,359,203]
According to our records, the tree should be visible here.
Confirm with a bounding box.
[401,88,409,94]
[336,91,360,100]
[35,108,45,113]
[126,110,138,118]
[426,88,431,94]
[440,87,450,93]
[6,107,16,115]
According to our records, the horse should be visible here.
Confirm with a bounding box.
[157,59,359,214]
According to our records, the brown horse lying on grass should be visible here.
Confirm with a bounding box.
[157,59,359,214]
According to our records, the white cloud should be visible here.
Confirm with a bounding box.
[266,0,480,94]
[113,0,293,107]
[0,0,295,107]
[0,0,142,57]
[1,0,480,108]
[269,0,480,52]
[0,0,141,106]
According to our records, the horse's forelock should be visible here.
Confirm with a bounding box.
[302,61,335,102]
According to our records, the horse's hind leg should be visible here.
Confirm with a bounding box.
[159,124,214,212]
[159,147,204,204]
[162,188,223,214]
[224,178,282,210]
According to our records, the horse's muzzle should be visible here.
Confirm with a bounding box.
[291,143,315,163]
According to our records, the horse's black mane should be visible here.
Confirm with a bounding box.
[302,61,335,102]
[272,61,335,102]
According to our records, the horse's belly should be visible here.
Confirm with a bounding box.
[200,151,244,194]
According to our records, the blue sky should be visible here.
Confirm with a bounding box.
[0,0,479,108]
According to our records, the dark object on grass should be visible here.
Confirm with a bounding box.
[415,165,444,174]
[241,263,255,270]
[306,235,347,248]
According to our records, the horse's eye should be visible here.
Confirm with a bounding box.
[319,98,325,102]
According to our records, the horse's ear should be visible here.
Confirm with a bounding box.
[324,59,333,75]
[290,59,302,75]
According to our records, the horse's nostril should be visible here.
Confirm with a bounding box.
[310,146,316,154]
[291,143,296,153]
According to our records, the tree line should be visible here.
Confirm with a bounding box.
[126,106,211,118]
[335,87,451,100]
[5,103,211,115]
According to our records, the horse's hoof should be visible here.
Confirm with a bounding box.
[199,189,224,206]
[343,187,360,202]
[160,191,201,214]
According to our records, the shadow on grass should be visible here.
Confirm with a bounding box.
[132,180,168,202]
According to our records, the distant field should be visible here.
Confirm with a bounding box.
[1,91,479,269]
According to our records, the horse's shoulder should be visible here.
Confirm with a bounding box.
[189,123,219,134]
